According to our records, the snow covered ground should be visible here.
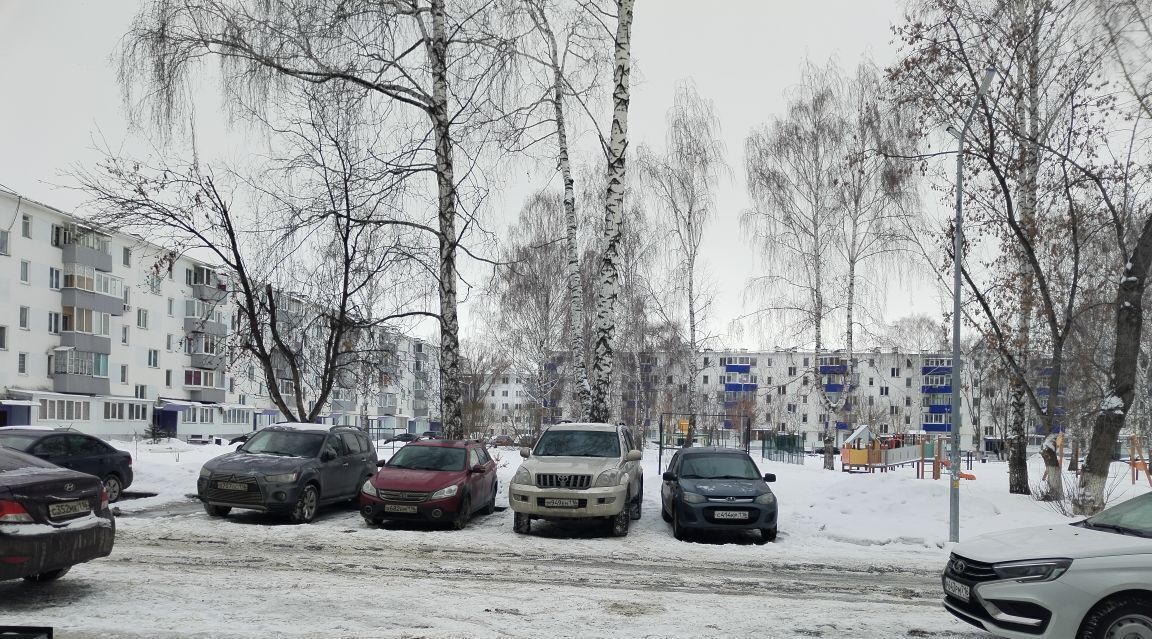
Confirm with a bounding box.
[1,438,1145,638]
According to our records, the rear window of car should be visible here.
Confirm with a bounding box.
[678,454,761,480]
[388,446,466,471]
[241,430,326,458]
[0,433,40,451]
[534,430,621,458]
[0,447,59,471]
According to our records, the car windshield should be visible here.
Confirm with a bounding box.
[1082,493,1152,537]
[533,430,620,457]
[678,454,761,480]
[239,430,326,458]
[388,446,467,471]
[0,433,40,450]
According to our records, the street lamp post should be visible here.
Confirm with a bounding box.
[949,67,997,544]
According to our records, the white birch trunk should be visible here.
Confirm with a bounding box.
[589,0,635,424]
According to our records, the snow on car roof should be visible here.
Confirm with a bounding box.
[546,422,619,432]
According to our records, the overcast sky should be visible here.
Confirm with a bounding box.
[0,0,940,349]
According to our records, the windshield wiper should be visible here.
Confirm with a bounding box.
[1084,522,1151,537]
[714,475,755,480]
[679,474,703,479]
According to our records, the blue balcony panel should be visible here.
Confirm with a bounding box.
[723,419,733,429]
[825,383,844,393]
[819,365,848,375]
[923,423,952,433]
[921,385,951,394]
[835,421,850,430]
[927,405,952,414]
[1034,425,1064,435]
[921,366,952,375]
[724,383,743,392]
[742,383,758,392]
[725,364,751,374]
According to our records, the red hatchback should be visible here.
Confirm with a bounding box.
[359,440,498,530]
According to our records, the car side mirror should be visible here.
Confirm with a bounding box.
[520,447,531,459]
[470,464,486,474]
[625,450,642,462]
[376,460,387,467]
[662,471,676,482]
[763,473,776,483]
[320,450,336,462]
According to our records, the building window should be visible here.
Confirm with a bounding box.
[21,214,31,238]
[906,377,913,387]
[123,247,132,267]
[137,308,149,329]
[702,375,709,385]
[890,405,899,415]
[0,229,8,255]
[905,396,912,406]
[166,334,173,351]
[787,366,796,376]
[17,352,27,375]
[502,390,508,397]
[165,370,172,387]
[777,385,786,395]
[868,377,874,386]
[120,365,128,384]
[20,260,30,284]
[891,367,901,377]
[18,306,28,330]
[0,326,7,349]
[167,298,174,316]
[48,267,60,290]
[48,312,60,334]
[803,357,810,367]
[134,384,147,399]
[147,349,159,368]
[879,386,889,396]
[122,326,129,345]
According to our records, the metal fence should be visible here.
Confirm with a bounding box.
[762,449,806,465]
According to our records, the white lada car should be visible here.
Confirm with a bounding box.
[943,492,1152,639]
[508,422,643,537]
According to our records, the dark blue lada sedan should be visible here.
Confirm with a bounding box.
[660,447,778,544]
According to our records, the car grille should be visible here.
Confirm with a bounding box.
[946,553,997,582]
[378,490,429,502]
[206,473,264,505]
[535,474,592,489]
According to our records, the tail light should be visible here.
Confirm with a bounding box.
[0,499,33,523]
[99,487,109,512]
[128,455,133,466]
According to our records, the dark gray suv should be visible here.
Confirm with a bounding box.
[197,424,377,524]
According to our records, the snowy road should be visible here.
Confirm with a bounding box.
[1,497,985,639]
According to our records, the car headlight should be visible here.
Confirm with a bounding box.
[360,479,376,496]
[512,467,531,486]
[754,492,777,505]
[199,467,211,478]
[264,472,299,483]
[593,469,624,487]
[430,484,460,500]
[681,491,706,504]
[992,559,1072,582]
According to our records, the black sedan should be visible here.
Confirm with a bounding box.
[385,432,419,444]
[0,428,134,502]
[660,447,778,544]
[0,447,116,582]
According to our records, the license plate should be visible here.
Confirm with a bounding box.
[384,504,418,513]
[713,510,749,519]
[216,481,249,491]
[48,500,90,518]
[544,498,579,508]
[944,577,970,602]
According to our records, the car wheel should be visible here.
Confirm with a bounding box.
[363,517,383,526]
[513,511,531,535]
[661,503,672,523]
[609,502,630,537]
[453,495,471,530]
[22,567,70,583]
[483,481,497,515]
[103,474,123,503]
[1080,596,1152,639]
[757,526,777,544]
[289,484,319,524]
[203,504,231,517]
[629,483,642,520]
[671,505,688,541]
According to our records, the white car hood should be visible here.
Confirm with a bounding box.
[955,523,1152,562]
[521,456,619,475]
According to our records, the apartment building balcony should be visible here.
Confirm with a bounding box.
[189,387,226,404]
[190,352,226,371]
[331,398,358,413]
[376,402,398,415]
[413,406,429,417]
[192,283,228,303]
[413,389,426,399]
[61,244,113,273]
[59,332,111,355]
[819,364,848,375]
[184,317,227,336]
[926,404,953,414]
[61,288,125,316]
[53,374,109,396]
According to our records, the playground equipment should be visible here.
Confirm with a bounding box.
[840,425,975,480]
[1130,436,1152,487]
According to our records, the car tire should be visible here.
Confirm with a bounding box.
[609,502,630,537]
[453,495,471,530]
[103,474,123,503]
[661,504,672,523]
[289,484,319,524]
[513,511,531,535]
[203,504,231,517]
[22,567,71,583]
[1080,595,1152,639]
[671,506,688,541]
[363,517,383,526]
[483,481,497,515]
[757,526,777,544]
[629,483,642,520]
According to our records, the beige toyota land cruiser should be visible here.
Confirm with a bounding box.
[508,422,643,537]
